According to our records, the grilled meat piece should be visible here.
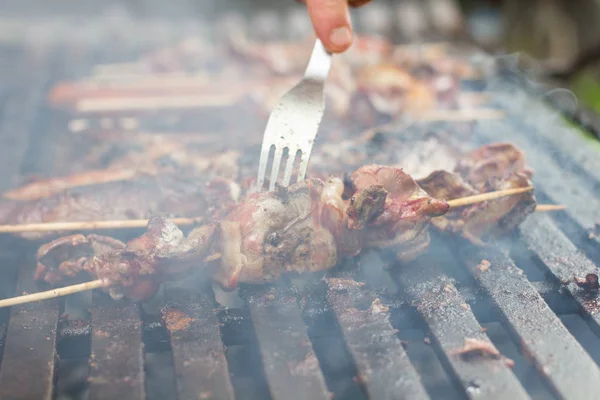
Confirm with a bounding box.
[35,234,126,285]
[214,178,343,289]
[418,143,537,245]
[355,63,438,116]
[91,218,217,300]
[35,165,447,300]
[4,168,147,202]
[574,273,600,291]
[347,165,449,261]
[36,217,217,301]
[2,174,236,241]
[32,144,536,301]
[7,127,242,202]
[450,337,515,368]
[49,34,469,142]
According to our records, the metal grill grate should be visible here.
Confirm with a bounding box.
[0,2,599,400]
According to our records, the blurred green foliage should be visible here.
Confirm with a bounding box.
[571,73,600,114]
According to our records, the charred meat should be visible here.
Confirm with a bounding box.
[34,144,535,301]
[2,174,237,241]
[417,143,536,245]
[35,165,447,300]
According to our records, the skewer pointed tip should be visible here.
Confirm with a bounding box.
[535,204,567,212]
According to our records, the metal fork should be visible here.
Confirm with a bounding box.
[256,39,332,191]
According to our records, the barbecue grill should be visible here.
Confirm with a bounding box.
[0,1,599,400]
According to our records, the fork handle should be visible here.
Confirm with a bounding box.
[297,0,373,82]
[304,39,332,81]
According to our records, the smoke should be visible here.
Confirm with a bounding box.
[465,48,592,160]
[490,51,579,112]
[0,3,217,49]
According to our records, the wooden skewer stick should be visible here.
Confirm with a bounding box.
[0,186,546,309]
[0,187,536,234]
[535,204,567,212]
[0,217,204,234]
[76,94,242,113]
[447,186,534,209]
[0,279,107,309]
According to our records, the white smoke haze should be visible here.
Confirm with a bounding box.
[5,0,598,307]
[466,49,600,173]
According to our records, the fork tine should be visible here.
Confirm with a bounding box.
[257,39,332,191]
[297,151,311,183]
[257,142,273,190]
[282,148,298,187]
[269,146,285,191]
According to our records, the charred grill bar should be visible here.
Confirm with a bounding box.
[395,257,530,399]
[88,293,144,400]
[0,1,599,400]
[245,286,331,400]
[326,277,430,400]
[163,283,235,400]
[0,253,59,400]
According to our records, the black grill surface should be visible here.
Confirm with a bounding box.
[0,2,599,400]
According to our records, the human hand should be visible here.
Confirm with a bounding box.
[298,0,372,53]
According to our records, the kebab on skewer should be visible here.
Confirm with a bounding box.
[417,142,536,246]
[47,34,492,131]
[0,165,240,242]
[11,129,231,194]
[31,142,535,302]
[3,136,241,203]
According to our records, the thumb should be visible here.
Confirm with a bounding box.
[305,0,353,53]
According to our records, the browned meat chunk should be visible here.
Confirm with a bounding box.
[2,174,235,241]
[418,143,537,245]
[35,165,447,300]
[574,273,600,291]
[32,146,536,302]
[450,337,515,368]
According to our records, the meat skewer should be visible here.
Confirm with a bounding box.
[11,147,532,305]
[2,168,142,201]
[0,166,240,241]
[0,217,204,234]
[0,201,561,235]
[0,280,108,308]
[0,184,533,308]
[48,33,487,130]
[3,142,239,202]
[0,186,534,235]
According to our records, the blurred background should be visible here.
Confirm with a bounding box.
[0,0,599,111]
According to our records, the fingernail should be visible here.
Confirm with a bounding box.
[329,26,352,49]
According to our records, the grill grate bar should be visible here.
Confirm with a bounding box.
[456,246,600,400]
[245,285,331,400]
[326,277,430,400]
[0,46,50,193]
[519,216,600,330]
[0,252,59,400]
[163,282,235,400]
[394,255,530,400]
[0,45,60,400]
[88,293,145,400]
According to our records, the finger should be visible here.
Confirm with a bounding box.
[305,0,353,53]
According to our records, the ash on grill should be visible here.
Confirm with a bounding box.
[0,4,600,400]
